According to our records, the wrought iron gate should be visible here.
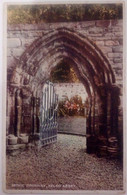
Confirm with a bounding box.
[40,81,58,146]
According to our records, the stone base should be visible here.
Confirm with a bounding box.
[7,144,27,156]
[107,136,119,159]
[96,136,108,157]
[7,144,26,150]
[18,135,29,144]
[8,135,18,145]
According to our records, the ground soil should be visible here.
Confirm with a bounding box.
[6,134,123,191]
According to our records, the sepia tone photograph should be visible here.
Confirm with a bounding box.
[3,1,125,194]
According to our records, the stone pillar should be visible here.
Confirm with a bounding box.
[96,84,120,158]
[15,89,22,137]
[8,86,16,135]
[107,85,120,158]
[31,96,36,134]
[86,96,98,154]
[31,96,40,134]
[96,85,108,157]
[36,98,40,133]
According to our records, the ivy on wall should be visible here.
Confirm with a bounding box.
[7,4,123,24]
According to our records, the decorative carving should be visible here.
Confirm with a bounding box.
[10,70,21,85]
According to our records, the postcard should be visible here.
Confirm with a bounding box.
[2,1,126,194]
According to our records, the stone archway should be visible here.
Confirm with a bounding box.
[7,27,121,158]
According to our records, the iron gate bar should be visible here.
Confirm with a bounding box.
[39,80,58,146]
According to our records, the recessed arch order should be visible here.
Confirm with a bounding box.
[8,27,121,158]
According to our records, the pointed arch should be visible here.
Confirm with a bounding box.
[8,27,120,158]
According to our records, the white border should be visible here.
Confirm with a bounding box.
[0,0,127,195]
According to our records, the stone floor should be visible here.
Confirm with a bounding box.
[6,134,123,191]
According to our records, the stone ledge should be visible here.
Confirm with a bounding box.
[7,144,27,151]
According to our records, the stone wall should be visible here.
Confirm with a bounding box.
[7,20,123,88]
[54,83,87,103]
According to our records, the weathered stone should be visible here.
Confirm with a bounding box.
[89,33,103,37]
[21,38,35,48]
[7,144,26,150]
[118,39,123,45]
[105,40,119,46]
[8,38,21,48]
[100,46,112,53]
[18,136,29,144]
[112,46,123,53]
[108,53,123,58]
[80,21,95,27]
[114,32,123,37]
[89,27,103,34]
[113,58,123,63]
[95,41,104,46]
[7,49,12,57]
[12,48,24,57]
[8,136,18,145]
[27,31,43,37]
[104,32,115,38]
[96,20,111,27]
[10,70,21,84]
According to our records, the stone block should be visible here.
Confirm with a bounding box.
[114,32,123,37]
[28,31,43,37]
[96,20,111,27]
[8,38,21,48]
[7,49,12,57]
[118,39,123,45]
[112,46,123,53]
[100,46,112,53]
[7,144,26,150]
[104,32,115,38]
[113,58,123,63]
[18,135,29,144]
[89,27,103,34]
[80,21,95,28]
[105,40,119,46]
[8,134,18,145]
[89,33,103,37]
[95,41,104,46]
[21,38,35,48]
[108,53,123,58]
[12,48,24,57]
[114,19,123,26]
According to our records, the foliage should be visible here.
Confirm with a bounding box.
[50,60,79,83]
[58,95,85,117]
[7,4,123,24]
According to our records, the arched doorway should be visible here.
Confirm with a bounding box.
[7,27,121,158]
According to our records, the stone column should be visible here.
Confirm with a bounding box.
[31,96,40,134]
[86,95,98,154]
[8,86,15,135]
[36,98,40,133]
[15,89,22,137]
[96,85,108,157]
[107,85,120,158]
